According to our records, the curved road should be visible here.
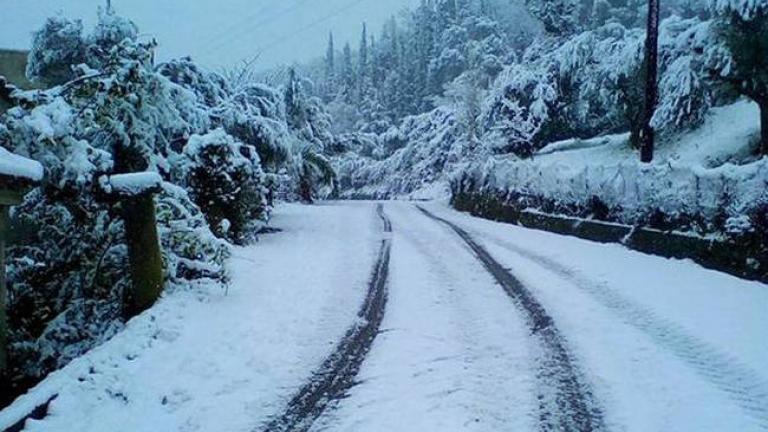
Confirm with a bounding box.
[304,203,768,432]
[2,201,766,432]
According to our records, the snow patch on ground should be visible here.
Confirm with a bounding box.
[533,100,759,169]
[0,202,382,432]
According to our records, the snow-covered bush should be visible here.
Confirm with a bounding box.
[6,187,127,380]
[0,10,265,393]
[157,183,229,283]
[184,130,268,244]
[26,17,87,86]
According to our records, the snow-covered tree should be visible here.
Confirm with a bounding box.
[325,32,336,96]
[0,9,283,391]
[482,63,555,156]
[441,71,484,142]
[710,0,768,154]
[526,0,582,36]
[26,17,87,86]
[341,43,355,101]
[359,23,369,84]
[652,18,714,132]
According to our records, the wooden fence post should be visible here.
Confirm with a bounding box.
[99,172,164,319]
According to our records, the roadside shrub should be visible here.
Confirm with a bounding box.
[184,129,268,244]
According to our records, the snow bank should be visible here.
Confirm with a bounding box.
[456,101,766,230]
[0,147,43,182]
[462,154,768,223]
[99,172,162,196]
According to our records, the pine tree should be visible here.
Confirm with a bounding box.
[359,23,369,81]
[342,42,355,101]
[285,67,307,131]
[357,23,371,104]
[325,31,335,97]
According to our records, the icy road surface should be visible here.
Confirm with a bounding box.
[1,201,766,432]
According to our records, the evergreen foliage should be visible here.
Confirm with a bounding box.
[0,7,338,392]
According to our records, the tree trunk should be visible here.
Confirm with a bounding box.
[630,125,641,150]
[760,100,768,156]
[122,193,164,318]
[299,176,314,204]
[641,0,660,163]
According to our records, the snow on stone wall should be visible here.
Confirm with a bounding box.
[461,155,767,223]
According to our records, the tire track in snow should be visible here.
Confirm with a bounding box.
[416,206,605,432]
[261,204,392,432]
[471,229,768,429]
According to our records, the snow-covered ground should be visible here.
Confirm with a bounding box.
[415,203,768,432]
[2,201,766,432]
[0,202,382,432]
[313,203,538,432]
[534,99,759,168]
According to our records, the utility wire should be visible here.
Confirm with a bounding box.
[198,0,286,52]
[200,0,315,58]
[255,0,371,55]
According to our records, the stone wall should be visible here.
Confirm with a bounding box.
[452,191,768,283]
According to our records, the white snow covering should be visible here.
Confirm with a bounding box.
[402,202,768,432]
[313,203,538,431]
[21,98,75,141]
[712,0,768,19]
[0,147,43,182]
[0,201,766,431]
[463,100,766,224]
[535,100,759,168]
[99,172,163,196]
[0,202,380,432]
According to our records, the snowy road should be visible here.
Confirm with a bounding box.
[2,202,767,432]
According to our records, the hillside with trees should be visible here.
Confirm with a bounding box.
[315,0,767,241]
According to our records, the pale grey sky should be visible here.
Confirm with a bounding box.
[0,0,418,70]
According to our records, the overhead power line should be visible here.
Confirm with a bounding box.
[200,0,315,58]
[256,0,371,56]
